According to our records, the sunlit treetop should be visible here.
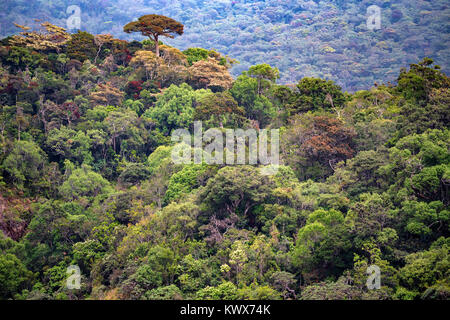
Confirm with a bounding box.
[123,14,184,57]
[10,22,70,52]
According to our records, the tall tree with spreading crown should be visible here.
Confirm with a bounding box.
[123,14,184,58]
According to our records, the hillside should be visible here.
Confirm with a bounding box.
[1,0,449,91]
[0,16,449,300]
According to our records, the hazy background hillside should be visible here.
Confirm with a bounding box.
[1,0,449,91]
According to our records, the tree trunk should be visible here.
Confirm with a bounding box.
[1,126,5,154]
[154,35,160,57]
[112,123,116,152]
[94,45,102,65]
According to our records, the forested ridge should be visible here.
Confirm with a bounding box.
[1,0,449,91]
[0,16,449,301]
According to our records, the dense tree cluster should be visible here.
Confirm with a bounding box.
[0,16,448,301]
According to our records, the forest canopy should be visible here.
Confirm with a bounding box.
[0,11,449,301]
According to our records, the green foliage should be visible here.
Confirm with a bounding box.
[118,163,150,186]
[400,200,448,238]
[248,64,280,83]
[183,48,210,66]
[300,277,363,300]
[230,74,275,126]
[200,166,271,224]
[293,208,352,278]
[147,145,173,174]
[237,283,281,300]
[59,165,111,201]
[143,83,211,134]
[1,140,46,190]
[398,237,449,299]
[196,281,238,300]
[194,91,245,129]
[397,58,449,104]
[247,64,280,95]
[177,254,214,295]
[3,46,42,72]
[73,240,105,271]
[143,285,183,300]
[398,88,450,136]
[66,31,96,62]
[291,77,346,113]
[46,126,93,165]
[164,163,210,204]
[0,253,33,299]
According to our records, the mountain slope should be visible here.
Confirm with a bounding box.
[1,0,449,91]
